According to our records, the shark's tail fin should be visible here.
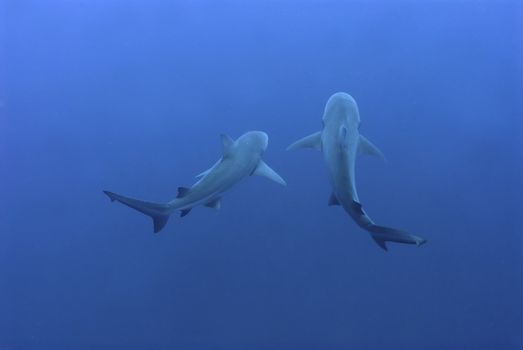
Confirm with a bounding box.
[366,224,427,251]
[103,191,172,233]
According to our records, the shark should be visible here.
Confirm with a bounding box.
[287,92,426,250]
[104,131,286,233]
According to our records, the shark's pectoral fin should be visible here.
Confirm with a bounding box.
[287,131,322,151]
[195,171,209,180]
[328,193,340,206]
[358,135,385,160]
[220,134,235,158]
[252,160,287,186]
[204,198,221,210]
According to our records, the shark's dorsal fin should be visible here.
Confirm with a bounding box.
[204,198,221,210]
[286,131,322,151]
[251,160,287,186]
[177,187,190,198]
[338,126,349,149]
[328,193,340,206]
[220,134,234,157]
[358,135,385,160]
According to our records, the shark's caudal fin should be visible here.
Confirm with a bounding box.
[366,224,427,251]
[287,131,322,151]
[103,191,172,233]
[351,200,426,250]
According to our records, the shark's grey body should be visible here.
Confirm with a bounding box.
[288,92,426,250]
[104,131,286,233]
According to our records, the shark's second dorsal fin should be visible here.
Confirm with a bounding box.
[177,187,190,198]
[220,134,234,157]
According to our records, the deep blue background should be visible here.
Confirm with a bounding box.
[2,1,522,349]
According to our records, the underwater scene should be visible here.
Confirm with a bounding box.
[1,1,522,349]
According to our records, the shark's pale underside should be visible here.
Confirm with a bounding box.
[288,92,427,250]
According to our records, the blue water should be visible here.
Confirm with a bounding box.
[2,1,522,349]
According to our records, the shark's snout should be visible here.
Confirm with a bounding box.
[245,130,269,150]
[323,92,360,126]
[258,131,269,149]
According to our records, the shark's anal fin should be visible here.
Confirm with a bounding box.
[177,187,190,198]
[328,193,340,206]
[251,160,287,186]
[204,198,221,210]
[180,208,192,217]
[358,135,385,160]
[287,131,322,151]
[220,134,234,157]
